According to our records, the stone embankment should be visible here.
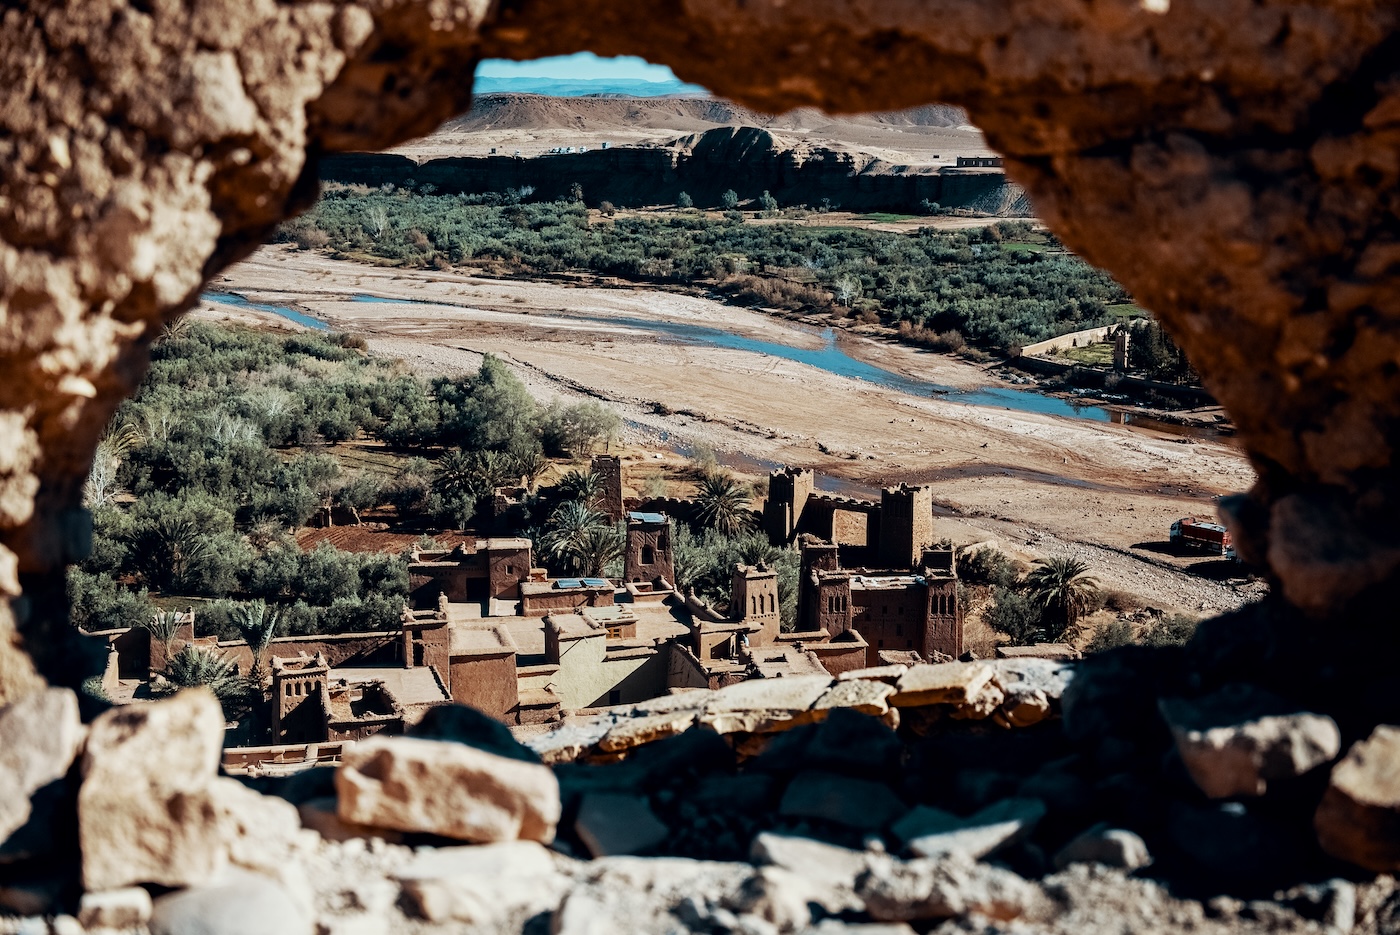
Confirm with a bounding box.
[5,639,1400,935]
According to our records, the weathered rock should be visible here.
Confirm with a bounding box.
[79,689,229,890]
[1160,686,1341,798]
[751,707,903,779]
[77,887,154,931]
[522,716,616,765]
[0,687,83,844]
[856,854,1039,922]
[725,866,815,932]
[699,674,833,734]
[336,735,560,843]
[1052,824,1153,872]
[297,796,402,844]
[894,798,1046,861]
[150,869,311,935]
[552,856,754,935]
[814,678,896,717]
[890,663,996,709]
[214,776,304,879]
[751,834,869,917]
[396,840,570,926]
[779,771,907,831]
[1315,725,1400,871]
[1000,689,1053,728]
[598,710,697,753]
[836,665,909,685]
[574,793,670,857]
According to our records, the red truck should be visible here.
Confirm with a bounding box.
[1170,517,1234,558]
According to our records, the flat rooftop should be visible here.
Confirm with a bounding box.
[335,666,449,708]
[520,579,612,596]
[849,574,925,589]
[546,613,600,641]
[450,623,519,656]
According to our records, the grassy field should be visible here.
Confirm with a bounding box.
[1059,342,1116,366]
[858,212,918,223]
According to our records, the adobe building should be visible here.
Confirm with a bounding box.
[762,466,937,570]
[731,562,781,647]
[407,538,532,608]
[543,605,667,709]
[623,511,675,590]
[591,454,625,521]
[797,536,963,666]
[519,573,616,616]
[879,484,937,570]
[764,466,815,544]
[272,653,331,745]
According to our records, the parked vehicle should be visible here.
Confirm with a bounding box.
[1170,517,1232,556]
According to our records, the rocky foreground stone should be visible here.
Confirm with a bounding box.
[6,655,1400,933]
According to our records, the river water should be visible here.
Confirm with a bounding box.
[200,289,1228,436]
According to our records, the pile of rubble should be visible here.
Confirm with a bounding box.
[4,616,1400,935]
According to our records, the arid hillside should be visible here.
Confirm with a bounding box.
[392,93,989,163]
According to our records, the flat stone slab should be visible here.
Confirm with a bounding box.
[337,735,560,844]
[699,674,833,734]
[890,663,995,708]
[857,854,1039,922]
[149,869,310,935]
[779,771,907,831]
[598,710,698,752]
[894,798,1045,860]
[837,665,909,684]
[553,856,755,935]
[814,679,895,717]
[574,793,671,857]
[1160,685,1340,798]
[396,841,570,925]
[519,716,615,765]
[1316,725,1400,871]
[1052,823,1152,872]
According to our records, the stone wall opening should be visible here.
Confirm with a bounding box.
[6,1,1400,928]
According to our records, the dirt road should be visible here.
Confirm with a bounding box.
[208,245,1261,614]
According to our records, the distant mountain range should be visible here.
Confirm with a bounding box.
[472,75,709,97]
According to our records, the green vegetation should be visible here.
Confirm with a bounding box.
[1126,319,1196,383]
[673,524,800,630]
[280,186,1133,352]
[1058,342,1115,367]
[963,545,1197,652]
[72,323,620,638]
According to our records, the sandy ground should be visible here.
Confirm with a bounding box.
[207,245,1262,615]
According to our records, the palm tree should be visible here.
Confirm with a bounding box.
[143,610,185,660]
[540,500,609,573]
[156,645,245,704]
[692,473,754,536]
[569,524,624,578]
[555,469,602,506]
[126,516,211,592]
[230,600,281,685]
[513,448,550,491]
[1023,557,1100,642]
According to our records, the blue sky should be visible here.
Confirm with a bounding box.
[475,52,681,83]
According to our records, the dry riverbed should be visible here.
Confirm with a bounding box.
[205,245,1262,615]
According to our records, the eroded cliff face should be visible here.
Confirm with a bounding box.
[3,0,1400,688]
